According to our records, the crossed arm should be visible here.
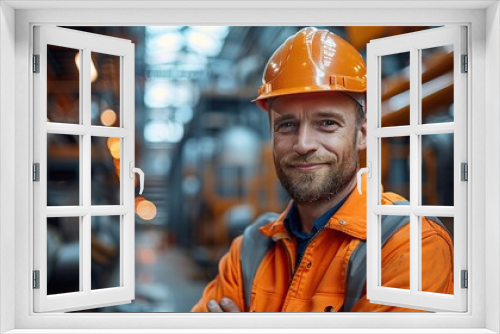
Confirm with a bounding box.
[193,219,453,312]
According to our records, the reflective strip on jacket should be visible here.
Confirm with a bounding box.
[191,175,454,312]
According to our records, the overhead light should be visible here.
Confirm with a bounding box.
[146,26,183,36]
[145,51,178,65]
[144,120,184,144]
[185,29,223,57]
[174,81,199,107]
[145,79,199,108]
[164,121,184,143]
[179,51,208,68]
[144,79,175,108]
[190,26,230,39]
[146,32,184,54]
[144,120,169,143]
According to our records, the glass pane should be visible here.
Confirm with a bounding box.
[47,217,80,295]
[381,137,410,204]
[91,137,121,206]
[381,215,410,290]
[47,134,80,206]
[420,45,454,124]
[91,52,121,127]
[421,216,454,294]
[421,134,454,206]
[91,215,121,290]
[381,52,410,127]
[47,45,80,124]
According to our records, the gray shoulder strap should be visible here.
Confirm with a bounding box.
[240,212,279,311]
[343,200,448,312]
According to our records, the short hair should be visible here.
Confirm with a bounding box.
[355,101,365,130]
[267,95,365,129]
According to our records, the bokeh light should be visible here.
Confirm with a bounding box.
[74,52,99,82]
[137,199,157,221]
[106,137,121,159]
[100,109,117,126]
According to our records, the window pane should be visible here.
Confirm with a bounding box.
[91,215,121,290]
[91,52,121,127]
[380,52,410,127]
[421,134,454,206]
[47,134,80,206]
[47,45,80,124]
[91,137,121,206]
[381,215,410,290]
[47,217,80,295]
[421,216,454,294]
[420,45,454,124]
[381,137,410,204]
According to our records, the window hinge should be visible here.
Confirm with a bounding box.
[461,162,468,181]
[461,270,468,289]
[33,54,40,73]
[461,54,468,73]
[33,270,40,289]
[33,163,40,182]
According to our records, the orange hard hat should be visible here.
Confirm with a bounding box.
[253,27,367,111]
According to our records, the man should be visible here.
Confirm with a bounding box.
[192,27,453,312]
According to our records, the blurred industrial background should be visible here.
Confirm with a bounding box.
[45,26,455,312]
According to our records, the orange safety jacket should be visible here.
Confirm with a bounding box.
[191,176,454,312]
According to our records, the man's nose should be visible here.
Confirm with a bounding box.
[293,125,319,155]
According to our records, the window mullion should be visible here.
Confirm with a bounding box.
[89,126,130,138]
[78,48,84,293]
[82,47,92,294]
[90,206,128,216]
[46,123,88,135]
[409,47,420,295]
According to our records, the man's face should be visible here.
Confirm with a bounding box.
[270,92,367,204]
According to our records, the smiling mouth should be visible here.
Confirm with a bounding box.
[289,163,329,172]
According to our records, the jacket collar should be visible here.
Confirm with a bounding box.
[260,173,369,241]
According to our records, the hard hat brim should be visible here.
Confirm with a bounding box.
[252,85,366,112]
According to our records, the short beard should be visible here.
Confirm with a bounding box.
[275,150,358,204]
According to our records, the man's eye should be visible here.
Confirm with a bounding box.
[319,120,339,129]
[276,122,296,133]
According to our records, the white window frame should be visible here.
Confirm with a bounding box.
[0,1,498,334]
[33,26,136,313]
[365,26,467,312]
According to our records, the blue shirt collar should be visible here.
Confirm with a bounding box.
[284,196,348,240]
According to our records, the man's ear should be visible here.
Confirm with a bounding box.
[356,117,367,150]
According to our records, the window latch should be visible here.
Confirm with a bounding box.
[356,162,371,194]
[129,162,145,195]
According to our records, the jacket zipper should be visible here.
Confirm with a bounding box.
[293,226,324,275]
[282,226,326,309]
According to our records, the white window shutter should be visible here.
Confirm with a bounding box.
[33,26,135,312]
[366,26,467,312]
